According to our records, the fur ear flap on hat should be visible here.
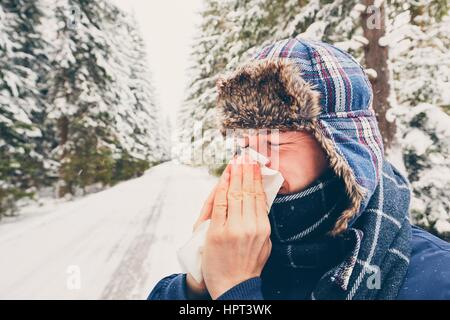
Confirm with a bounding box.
[216,59,322,133]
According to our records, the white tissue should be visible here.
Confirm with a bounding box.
[177,148,285,283]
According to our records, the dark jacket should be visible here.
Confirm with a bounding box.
[148,225,450,300]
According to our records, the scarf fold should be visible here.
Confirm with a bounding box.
[268,169,350,270]
[265,160,412,300]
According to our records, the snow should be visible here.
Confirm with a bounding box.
[435,220,450,236]
[299,21,327,40]
[403,128,433,156]
[0,161,217,299]
[364,68,378,80]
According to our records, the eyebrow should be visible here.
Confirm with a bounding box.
[238,135,287,146]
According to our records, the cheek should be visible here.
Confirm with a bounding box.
[281,165,308,190]
[274,151,318,193]
[271,152,305,189]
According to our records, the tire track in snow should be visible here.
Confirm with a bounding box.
[100,177,169,299]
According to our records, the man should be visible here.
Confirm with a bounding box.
[148,38,450,300]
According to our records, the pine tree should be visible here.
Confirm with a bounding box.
[46,0,119,196]
[0,0,49,215]
[46,0,166,196]
[105,11,167,179]
[386,0,450,238]
[177,0,229,166]
[119,13,165,164]
[1,0,166,213]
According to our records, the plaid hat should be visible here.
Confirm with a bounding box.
[216,38,384,235]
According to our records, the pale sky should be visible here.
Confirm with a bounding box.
[113,0,203,128]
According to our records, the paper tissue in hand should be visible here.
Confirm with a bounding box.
[176,148,285,283]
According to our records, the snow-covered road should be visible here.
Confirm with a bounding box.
[0,161,217,299]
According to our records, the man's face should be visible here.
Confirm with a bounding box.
[238,130,329,194]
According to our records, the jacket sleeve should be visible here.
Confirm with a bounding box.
[147,273,193,300]
[397,226,450,300]
[147,274,264,300]
[216,277,264,300]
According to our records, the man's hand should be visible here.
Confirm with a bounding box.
[202,155,272,300]
[186,166,230,298]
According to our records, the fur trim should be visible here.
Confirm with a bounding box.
[216,59,322,133]
[216,59,365,235]
[307,121,366,236]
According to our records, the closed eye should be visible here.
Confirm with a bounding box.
[239,142,285,150]
[269,141,284,148]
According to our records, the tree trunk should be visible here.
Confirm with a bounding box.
[58,115,69,197]
[361,0,395,152]
[58,115,69,145]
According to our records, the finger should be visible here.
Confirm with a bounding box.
[211,169,229,229]
[193,165,231,231]
[254,164,268,217]
[193,185,217,232]
[242,156,256,195]
[226,160,243,226]
[242,161,257,226]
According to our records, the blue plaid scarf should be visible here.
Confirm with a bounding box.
[266,161,412,300]
[268,169,350,270]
